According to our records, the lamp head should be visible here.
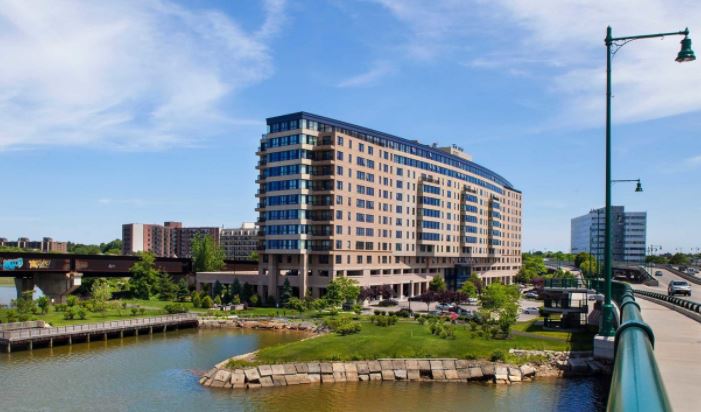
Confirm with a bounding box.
[676,35,696,62]
[635,181,643,192]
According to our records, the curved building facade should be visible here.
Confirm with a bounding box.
[256,112,522,299]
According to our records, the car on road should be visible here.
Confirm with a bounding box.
[467,297,479,305]
[435,303,454,311]
[655,271,663,276]
[524,292,539,299]
[522,307,540,315]
[668,280,692,296]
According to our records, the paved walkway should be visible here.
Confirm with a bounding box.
[638,298,701,412]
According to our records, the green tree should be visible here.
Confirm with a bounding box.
[201,295,213,309]
[191,291,202,308]
[213,280,224,298]
[460,281,478,298]
[241,282,253,303]
[68,243,102,254]
[66,295,78,307]
[280,278,294,306]
[574,252,592,268]
[36,296,50,314]
[325,277,361,307]
[99,239,123,255]
[517,254,547,283]
[128,252,161,299]
[669,253,690,266]
[646,255,669,264]
[287,297,305,312]
[429,275,446,292]
[231,278,241,297]
[467,273,484,295]
[214,295,222,306]
[480,282,520,336]
[90,278,112,312]
[176,279,189,302]
[580,256,599,277]
[157,271,178,301]
[191,234,225,272]
[249,251,259,261]
[14,291,36,315]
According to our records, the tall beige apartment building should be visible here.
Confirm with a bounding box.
[257,112,522,299]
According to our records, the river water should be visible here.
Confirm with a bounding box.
[0,285,609,411]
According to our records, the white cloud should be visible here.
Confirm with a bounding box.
[372,0,701,127]
[0,0,285,150]
[337,61,395,87]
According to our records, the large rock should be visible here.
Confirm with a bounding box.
[430,360,444,370]
[407,370,421,381]
[368,361,382,373]
[272,375,287,386]
[307,363,321,374]
[455,360,469,369]
[442,360,456,370]
[344,362,358,373]
[392,360,406,370]
[295,363,309,373]
[258,365,273,377]
[418,360,431,370]
[346,372,359,381]
[213,369,231,382]
[231,372,246,386]
[356,361,370,374]
[457,369,470,380]
[394,369,407,380]
[369,373,382,381]
[244,368,260,383]
[431,369,446,380]
[271,365,285,375]
[333,372,347,382]
[444,369,459,380]
[260,376,274,387]
[308,374,321,384]
[495,366,509,383]
[381,370,395,381]
[405,360,419,370]
[283,364,297,375]
[285,374,300,385]
[380,360,394,370]
[520,365,537,377]
[468,367,484,380]
[320,363,333,374]
[359,374,370,382]
[321,374,335,383]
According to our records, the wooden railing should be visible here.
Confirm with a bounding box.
[0,313,198,341]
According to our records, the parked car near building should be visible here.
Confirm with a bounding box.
[655,271,663,276]
[668,280,692,296]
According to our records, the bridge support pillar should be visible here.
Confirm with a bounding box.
[6,343,10,353]
[267,259,279,302]
[34,272,83,304]
[86,334,90,343]
[28,341,33,350]
[49,338,53,348]
[14,276,35,299]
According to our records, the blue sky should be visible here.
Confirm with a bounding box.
[1,0,700,253]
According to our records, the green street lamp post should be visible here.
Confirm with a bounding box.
[601,26,695,337]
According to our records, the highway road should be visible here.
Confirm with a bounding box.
[635,266,700,300]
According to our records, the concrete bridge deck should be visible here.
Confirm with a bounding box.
[637,298,701,412]
[0,313,199,352]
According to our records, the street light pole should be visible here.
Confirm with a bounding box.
[600,26,695,337]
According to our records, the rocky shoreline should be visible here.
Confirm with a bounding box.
[198,317,323,333]
[200,353,609,390]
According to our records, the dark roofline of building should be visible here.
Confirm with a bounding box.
[266,111,519,192]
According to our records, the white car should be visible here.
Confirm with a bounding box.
[467,298,479,305]
[522,307,540,315]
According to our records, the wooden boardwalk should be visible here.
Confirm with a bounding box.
[0,313,199,352]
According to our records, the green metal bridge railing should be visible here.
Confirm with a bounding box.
[587,279,672,412]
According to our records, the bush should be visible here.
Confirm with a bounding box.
[77,307,87,320]
[6,309,18,323]
[130,307,139,316]
[249,294,259,307]
[335,321,361,336]
[373,309,384,316]
[201,296,213,309]
[416,315,426,325]
[213,295,222,306]
[370,314,398,327]
[352,304,362,315]
[54,304,67,313]
[64,308,76,320]
[378,299,398,307]
[66,295,78,307]
[490,350,505,362]
[395,308,413,318]
[164,303,188,314]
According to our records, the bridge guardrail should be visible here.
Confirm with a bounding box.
[0,313,198,341]
[634,290,701,314]
[588,279,672,412]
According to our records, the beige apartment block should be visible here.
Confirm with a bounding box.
[255,112,522,300]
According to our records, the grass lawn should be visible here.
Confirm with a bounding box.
[253,319,580,365]
[511,318,595,351]
[0,277,15,285]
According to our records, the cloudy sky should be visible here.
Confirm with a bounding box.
[1,0,699,253]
